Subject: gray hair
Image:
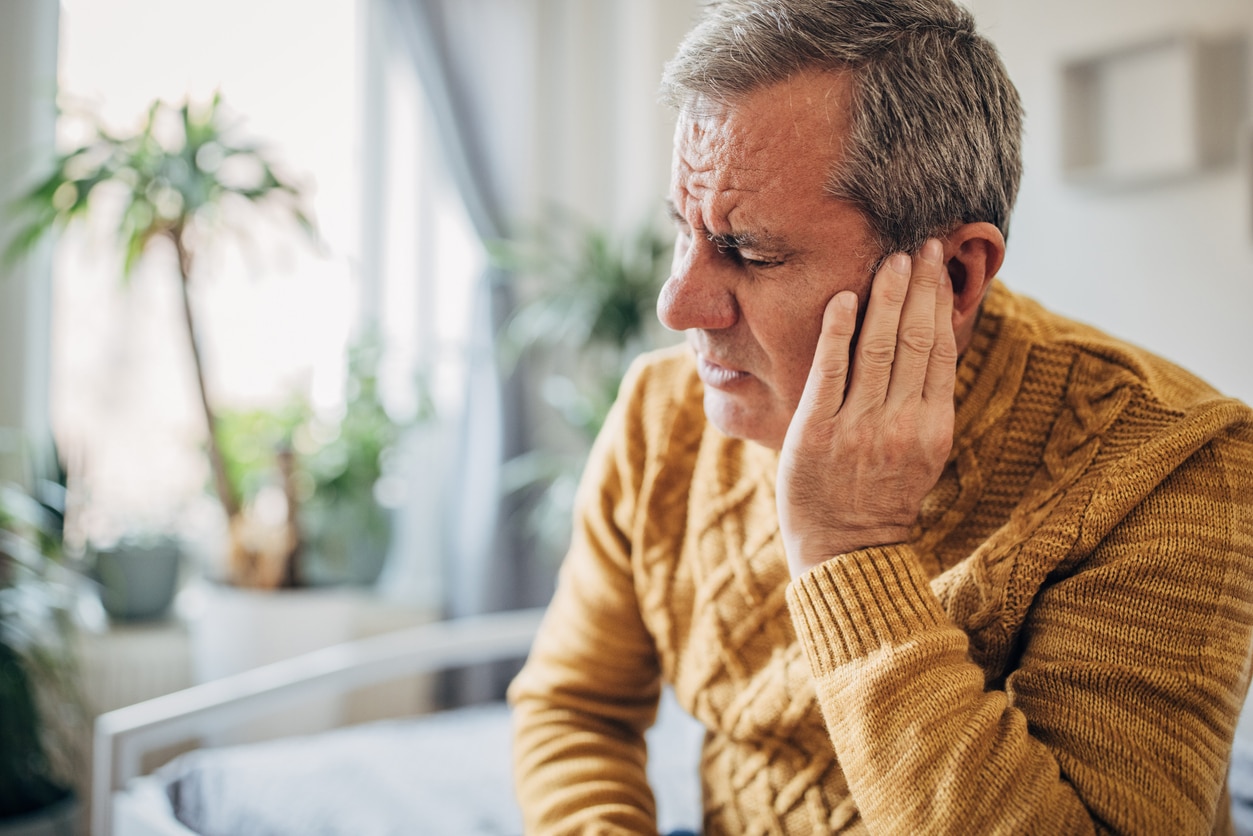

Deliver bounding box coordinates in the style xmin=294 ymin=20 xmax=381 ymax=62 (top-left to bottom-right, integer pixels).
xmin=661 ymin=0 xmax=1023 ymax=256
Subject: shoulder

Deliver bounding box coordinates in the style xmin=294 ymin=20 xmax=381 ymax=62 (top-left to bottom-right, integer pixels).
xmin=988 ymin=281 xmax=1253 ymax=441
xmin=983 ymin=282 xmax=1253 ymax=530
xmin=618 ymin=344 xmax=701 ymax=418
xmin=612 ymin=344 xmax=707 ymax=459
xmin=577 ymin=344 xmax=707 ymax=511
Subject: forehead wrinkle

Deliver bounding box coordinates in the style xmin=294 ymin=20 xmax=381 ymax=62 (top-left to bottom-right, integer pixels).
xmin=671 ymin=186 xmax=787 ymax=255
xmin=704 ymin=188 xmax=760 ymax=228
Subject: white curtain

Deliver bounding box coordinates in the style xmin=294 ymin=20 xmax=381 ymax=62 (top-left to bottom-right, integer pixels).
xmin=380 ymin=0 xmax=541 ymax=634
xmin=377 ymin=0 xmax=695 ymax=647
xmin=0 ymin=0 xmax=59 ymax=484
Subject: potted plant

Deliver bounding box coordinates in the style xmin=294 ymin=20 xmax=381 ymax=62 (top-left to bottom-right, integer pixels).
xmin=0 ymin=450 xmax=85 ymax=834
xmin=87 ymin=532 xmax=182 ymax=622
xmin=215 ymin=332 xmax=425 ymax=588
xmin=491 ymin=213 xmax=674 ymax=559
xmin=3 ymin=96 xmax=413 ymax=739
xmin=3 ymin=93 xmax=316 ymax=591
xmin=187 ymin=331 xmax=427 ymax=721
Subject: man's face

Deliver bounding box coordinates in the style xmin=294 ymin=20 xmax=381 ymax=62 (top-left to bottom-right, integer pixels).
xmin=659 ymin=69 xmax=880 ymax=450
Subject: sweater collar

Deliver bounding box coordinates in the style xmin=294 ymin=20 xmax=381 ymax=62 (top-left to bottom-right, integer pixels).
xmin=951 ymin=279 xmax=1014 ymax=445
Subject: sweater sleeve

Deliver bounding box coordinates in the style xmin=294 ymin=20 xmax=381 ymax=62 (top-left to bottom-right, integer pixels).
xmin=788 ymin=438 xmax=1253 ymax=834
xmin=508 ymin=362 xmax=663 ymax=835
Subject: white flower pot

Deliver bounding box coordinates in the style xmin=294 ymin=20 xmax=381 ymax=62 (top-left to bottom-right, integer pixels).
xmin=186 ymin=582 xmax=365 ymax=744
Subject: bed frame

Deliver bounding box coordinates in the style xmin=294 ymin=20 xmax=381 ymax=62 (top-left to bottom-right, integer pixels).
xmin=91 ymin=607 xmax=546 ymax=836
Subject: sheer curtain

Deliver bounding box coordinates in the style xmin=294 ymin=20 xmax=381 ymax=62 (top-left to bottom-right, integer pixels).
xmin=380 ymin=0 xmax=540 ymax=635
xmin=377 ymin=0 xmax=696 ymax=674
xmin=0 ymin=0 xmax=59 ymax=484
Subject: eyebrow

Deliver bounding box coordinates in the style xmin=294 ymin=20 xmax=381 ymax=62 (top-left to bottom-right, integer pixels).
xmin=665 ymin=199 xmax=787 ymax=254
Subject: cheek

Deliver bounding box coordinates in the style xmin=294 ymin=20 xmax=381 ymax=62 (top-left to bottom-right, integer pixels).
xmin=778 ymin=326 xmax=823 ymax=406
xmin=767 ymin=263 xmax=876 ymax=398
xmin=749 ymin=289 xmax=827 ymax=401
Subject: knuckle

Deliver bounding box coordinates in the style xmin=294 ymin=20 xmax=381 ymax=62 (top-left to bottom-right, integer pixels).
xmin=816 ymin=359 xmax=850 ymax=385
xmin=876 ymin=280 xmax=909 ymax=307
xmin=930 ymin=341 xmax=959 ymax=366
xmin=911 ymin=268 xmax=941 ymax=290
xmin=897 ymin=325 xmax=934 ymax=355
xmin=858 ymin=339 xmax=896 ymax=369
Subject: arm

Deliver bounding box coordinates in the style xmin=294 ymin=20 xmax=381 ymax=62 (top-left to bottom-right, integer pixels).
xmin=508 ymin=367 xmax=664 ymax=835
xmin=777 ymin=238 xmax=1253 ymax=831
xmin=788 ymin=442 xmax=1253 ymax=832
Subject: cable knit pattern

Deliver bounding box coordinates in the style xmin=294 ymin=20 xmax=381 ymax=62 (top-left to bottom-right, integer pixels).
xmin=509 ymin=281 xmax=1253 ymax=835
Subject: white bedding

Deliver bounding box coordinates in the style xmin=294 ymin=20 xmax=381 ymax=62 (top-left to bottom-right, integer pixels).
xmin=116 ymin=690 xmax=705 ymax=836
xmin=110 ymin=668 xmax=1253 ymax=834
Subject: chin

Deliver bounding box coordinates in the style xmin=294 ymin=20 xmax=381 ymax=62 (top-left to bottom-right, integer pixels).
xmin=703 ymin=390 xmax=786 ymax=450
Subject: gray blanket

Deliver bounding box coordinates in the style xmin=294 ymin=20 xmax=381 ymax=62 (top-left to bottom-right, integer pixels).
xmin=161 ymin=691 xmax=704 ymax=835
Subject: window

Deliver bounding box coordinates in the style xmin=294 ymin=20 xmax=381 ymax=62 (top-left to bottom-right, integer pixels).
xmin=52 ymin=0 xmax=482 ymax=599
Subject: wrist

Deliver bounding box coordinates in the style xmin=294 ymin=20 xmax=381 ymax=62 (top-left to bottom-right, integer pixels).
xmin=782 ymin=524 xmax=913 ymax=578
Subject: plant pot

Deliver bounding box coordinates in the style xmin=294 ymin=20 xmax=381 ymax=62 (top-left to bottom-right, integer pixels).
xmin=186 ymin=581 xmax=364 ymax=744
xmin=0 ymin=791 xmax=77 ymax=836
xmin=299 ymin=499 xmax=392 ymax=587
xmin=89 ymin=537 xmax=181 ymax=622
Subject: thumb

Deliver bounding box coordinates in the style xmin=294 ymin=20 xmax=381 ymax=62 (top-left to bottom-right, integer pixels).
xmin=795 ymin=291 xmax=858 ymax=424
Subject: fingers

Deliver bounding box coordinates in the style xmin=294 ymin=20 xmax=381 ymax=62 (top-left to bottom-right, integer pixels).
xmin=922 ymin=264 xmax=958 ymax=406
xmin=797 ymin=290 xmax=860 ymax=422
xmin=778 ymin=240 xmax=958 ymax=568
xmin=848 ymin=239 xmax=948 ymax=409
xmin=847 ymin=253 xmax=910 ymax=403
xmin=887 ymin=239 xmax=945 ymax=407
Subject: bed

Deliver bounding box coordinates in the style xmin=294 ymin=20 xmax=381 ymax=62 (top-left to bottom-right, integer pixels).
xmin=91 ymin=608 xmax=705 ymax=836
xmin=93 ymin=606 xmax=1253 ymax=836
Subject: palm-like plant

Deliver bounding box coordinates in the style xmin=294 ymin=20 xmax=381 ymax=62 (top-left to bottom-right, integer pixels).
xmin=3 ymin=94 xmax=315 ymax=588
xmin=493 ymin=216 xmax=672 ymax=438
xmin=491 ymin=214 xmax=674 ymax=558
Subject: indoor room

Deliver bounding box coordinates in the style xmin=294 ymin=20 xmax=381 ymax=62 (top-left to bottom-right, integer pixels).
xmin=2 ymin=0 xmax=1252 ymax=834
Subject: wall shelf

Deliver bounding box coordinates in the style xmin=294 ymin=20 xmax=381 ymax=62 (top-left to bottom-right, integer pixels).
xmin=1060 ymin=34 xmax=1247 ymax=187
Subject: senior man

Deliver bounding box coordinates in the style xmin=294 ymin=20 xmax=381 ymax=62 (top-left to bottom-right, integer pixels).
xmin=509 ymin=1 xmax=1253 ymax=833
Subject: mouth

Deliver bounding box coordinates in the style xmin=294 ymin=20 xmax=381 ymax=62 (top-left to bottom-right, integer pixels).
xmin=695 ymin=353 xmax=750 ymax=390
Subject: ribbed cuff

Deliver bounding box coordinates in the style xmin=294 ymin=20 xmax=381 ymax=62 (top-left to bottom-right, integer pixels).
xmin=787 ymin=545 xmax=947 ymax=674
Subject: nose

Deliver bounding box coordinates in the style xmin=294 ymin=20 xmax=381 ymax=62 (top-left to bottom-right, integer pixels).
xmin=656 ymin=238 xmax=738 ymax=332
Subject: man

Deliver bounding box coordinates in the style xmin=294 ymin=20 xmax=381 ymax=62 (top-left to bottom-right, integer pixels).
xmin=509 ymin=1 xmax=1253 ymax=833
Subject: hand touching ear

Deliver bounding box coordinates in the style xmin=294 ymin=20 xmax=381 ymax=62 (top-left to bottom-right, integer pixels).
xmin=777 ymin=239 xmax=957 ymax=578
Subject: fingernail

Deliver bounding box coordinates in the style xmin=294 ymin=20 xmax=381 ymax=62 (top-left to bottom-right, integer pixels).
xmin=922 ymin=239 xmax=943 ymax=263
xmin=888 ymin=253 xmax=910 ymax=274
xmin=836 ymin=291 xmax=857 ymax=311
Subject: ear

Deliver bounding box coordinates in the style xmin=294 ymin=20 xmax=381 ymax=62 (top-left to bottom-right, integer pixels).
xmin=941 ymin=222 xmax=1005 ymax=353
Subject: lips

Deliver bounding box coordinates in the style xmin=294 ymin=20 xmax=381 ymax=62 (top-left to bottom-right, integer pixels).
xmin=696 ymin=353 xmax=750 ymax=389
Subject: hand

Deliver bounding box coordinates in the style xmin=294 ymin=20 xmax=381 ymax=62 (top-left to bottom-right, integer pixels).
xmin=777 ymin=239 xmax=957 ymax=578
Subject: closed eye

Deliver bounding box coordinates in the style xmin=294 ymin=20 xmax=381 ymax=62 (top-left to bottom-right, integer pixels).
xmin=738 ymin=253 xmax=783 ymax=268
xmin=710 ymin=237 xmax=783 ymax=269
xmin=666 ymin=201 xmax=690 ymax=235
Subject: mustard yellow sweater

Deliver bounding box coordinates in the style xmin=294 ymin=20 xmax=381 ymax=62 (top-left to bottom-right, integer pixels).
xmin=509 ymin=281 xmax=1253 ymax=835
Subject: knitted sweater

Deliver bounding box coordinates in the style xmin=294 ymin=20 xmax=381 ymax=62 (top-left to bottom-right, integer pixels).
xmin=508 ymin=281 xmax=1253 ymax=835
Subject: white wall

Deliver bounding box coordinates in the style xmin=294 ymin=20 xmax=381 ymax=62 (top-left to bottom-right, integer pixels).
xmin=0 ymin=0 xmax=59 ymax=482
xmin=968 ymin=0 xmax=1253 ymax=403
xmin=533 ymin=0 xmax=699 ymax=230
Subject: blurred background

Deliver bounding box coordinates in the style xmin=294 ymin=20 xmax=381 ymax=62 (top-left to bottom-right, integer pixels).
xmin=0 ymin=0 xmax=1250 ymax=831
